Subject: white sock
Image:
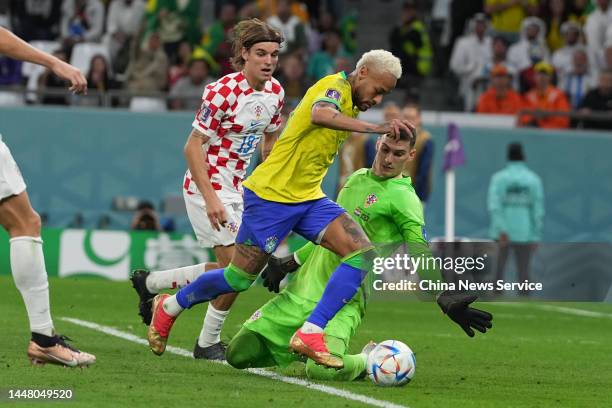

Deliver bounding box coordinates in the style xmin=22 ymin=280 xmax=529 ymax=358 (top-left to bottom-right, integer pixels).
xmin=301 ymin=321 xmax=323 ymax=334
xmin=10 ymin=237 xmax=53 ymax=336
xmin=145 ymin=262 xmax=209 ymax=293
xmin=162 ymin=294 xmax=184 ymax=317
xmin=197 ymin=304 xmax=230 ymax=348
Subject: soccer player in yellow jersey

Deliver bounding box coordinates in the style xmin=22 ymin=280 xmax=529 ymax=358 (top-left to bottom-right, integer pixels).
xmin=148 ymin=50 xmax=414 ymax=368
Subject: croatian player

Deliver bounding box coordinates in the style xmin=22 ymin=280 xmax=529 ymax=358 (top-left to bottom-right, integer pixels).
xmin=148 ymin=49 xmax=414 ymax=368
xmin=130 ymin=18 xmax=284 ymax=359
xmin=0 ymin=27 xmax=95 ymax=367
xmin=225 ymin=130 xmax=493 ymax=380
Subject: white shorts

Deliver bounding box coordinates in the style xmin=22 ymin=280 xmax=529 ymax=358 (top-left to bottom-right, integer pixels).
xmin=183 ymin=189 xmax=243 ymax=248
xmin=0 ymin=139 xmax=26 ymax=201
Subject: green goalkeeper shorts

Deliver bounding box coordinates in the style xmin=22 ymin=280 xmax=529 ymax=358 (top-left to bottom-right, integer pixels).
xmin=243 ymin=290 xmax=362 ymax=367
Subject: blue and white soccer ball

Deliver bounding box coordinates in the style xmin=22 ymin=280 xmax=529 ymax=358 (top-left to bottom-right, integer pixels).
xmin=366 ymin=340 xmax=416 ymax=387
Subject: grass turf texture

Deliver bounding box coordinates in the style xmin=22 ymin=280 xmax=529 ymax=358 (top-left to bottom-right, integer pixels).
xmin=1 ymin=277 xmax=611 ymax=408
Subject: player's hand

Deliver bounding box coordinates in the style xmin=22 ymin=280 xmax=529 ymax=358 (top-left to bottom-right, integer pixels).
xmin=51 ymin=59 xmax=87 ymax=94
xmin=261 ymin=254 xmax=300 ymax=293
xmin=437 ymin=291 xmax=493 ymax=337
xmin=204 ymin=194 xmax=227 ymax=231
xmin=384 ymin=119 xmax=416 ymax=139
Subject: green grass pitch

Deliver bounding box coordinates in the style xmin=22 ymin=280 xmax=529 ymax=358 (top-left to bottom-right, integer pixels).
xmin=1 ymin=277 xmax=611 ymax=407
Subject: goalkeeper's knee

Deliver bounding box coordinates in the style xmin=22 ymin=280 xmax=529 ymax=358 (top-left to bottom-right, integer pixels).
xmin=223 ymin=263 xmax=256 ymax=292
xmin=341 ymin=246 xmax=377 ymax=271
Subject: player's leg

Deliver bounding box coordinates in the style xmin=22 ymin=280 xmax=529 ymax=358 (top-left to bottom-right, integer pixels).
xmin=291 ymin=201 xmax=373 ymax=367
xmin=305 ymin=336 xmax=369 ymax=382
xmin=147 ymin=188 xmax=298 ymax=355
xmin=0 ymin=189 xmax=95 ymax=367
xmin=226 ymin=327 xmax=276 ymax=369
xmin=195 ymin=244 xmax=239 ymax=360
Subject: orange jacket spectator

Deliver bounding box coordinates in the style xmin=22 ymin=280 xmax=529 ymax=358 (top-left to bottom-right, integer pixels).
xmin=477 ymin=64 xmax=524 ymax=114
xmin=519 ymin=62 xmax=570 ymax=129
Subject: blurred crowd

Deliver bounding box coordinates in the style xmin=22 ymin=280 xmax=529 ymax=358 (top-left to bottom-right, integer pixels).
xmin=0 ymin=0 xmax=354 ymax=112
xmin=0 ymin=0 xmax=611 ymax=130
xmin=439 ymin=0 xmax=612 ymax=129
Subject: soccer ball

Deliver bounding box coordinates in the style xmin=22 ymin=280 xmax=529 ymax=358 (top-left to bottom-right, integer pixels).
xmin=366 ymin=340 xmax=416 ymax=387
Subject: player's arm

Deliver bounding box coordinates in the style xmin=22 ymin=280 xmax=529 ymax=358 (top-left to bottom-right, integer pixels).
xmin=261 ymin=131 xmax=278 ymax=161
xmin=261 ymin=242 xmax=316 ymax=293
xmin=183 ymin=128 xmax=227 ymax=231
xmin=0 ymin=27 xmax=87 ymax=94
xmin=311 ymin=101 xmax=414 ymax=137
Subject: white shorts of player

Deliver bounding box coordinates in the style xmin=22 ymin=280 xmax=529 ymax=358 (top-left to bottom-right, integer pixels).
xmin=0 ymin=138 xmax=27 ymax=201
xmin=183 ymin=189 xmax=243 ymax=248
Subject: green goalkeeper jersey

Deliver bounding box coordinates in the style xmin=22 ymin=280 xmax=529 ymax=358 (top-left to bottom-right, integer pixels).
xmin=285 ymin=168 xmax=428 ymax=315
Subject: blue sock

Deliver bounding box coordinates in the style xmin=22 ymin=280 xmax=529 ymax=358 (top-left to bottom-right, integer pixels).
xmin=175 ymin=267 xmax=234 ymax=309
xmin=306 ymin=263 xmax=366 ymax=329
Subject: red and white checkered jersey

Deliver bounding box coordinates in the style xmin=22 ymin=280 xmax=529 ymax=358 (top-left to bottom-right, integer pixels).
xmin=183 ymin=72 xmax=284 ymax=203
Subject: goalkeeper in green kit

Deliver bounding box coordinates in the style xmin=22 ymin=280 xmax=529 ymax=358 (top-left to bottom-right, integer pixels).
xmin=225 ymin=129 xmax=493 ymax=381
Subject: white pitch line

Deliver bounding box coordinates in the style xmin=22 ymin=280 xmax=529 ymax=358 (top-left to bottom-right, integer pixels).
xmin=60 ymin=317 xmax=408 ymax=408
xmin=493 ymin=303 xmax=612 ymax=319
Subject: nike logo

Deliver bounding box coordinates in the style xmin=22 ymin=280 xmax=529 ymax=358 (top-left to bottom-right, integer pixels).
xmin=43 ymin=352 xmax=78 ymax=367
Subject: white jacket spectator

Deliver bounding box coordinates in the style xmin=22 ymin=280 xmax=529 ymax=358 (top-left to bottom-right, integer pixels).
xmin=61 ymin=0 xmax=105 ymax=42
xmin=507 ymin=17 xmax=549 ymax=72
xmin=450 ymin=14 xmax=492 ymax=111
xmin=585 ymin=0 xmax=612 ymax=59
xmin=104 ymin=0 xmax=146 ymax=63
xmin=552 ymin=21 xmax=584 ymax=80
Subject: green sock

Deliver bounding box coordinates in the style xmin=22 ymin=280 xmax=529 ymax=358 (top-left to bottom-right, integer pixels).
xmin=305 ymin=336 xmax=367 ymax=381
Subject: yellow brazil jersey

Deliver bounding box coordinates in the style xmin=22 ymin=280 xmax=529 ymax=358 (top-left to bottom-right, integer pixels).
xmin=243 ymin=71 xmax=359 ymax=203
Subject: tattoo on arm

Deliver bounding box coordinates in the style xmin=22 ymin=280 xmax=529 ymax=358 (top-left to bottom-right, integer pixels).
xmin=340 ymin=215 xmax=370 ymax=246
xmin=234 ymin=244 xmax=269 ymax=274
xmin=190 ymin=128 xmax=210 ymax=144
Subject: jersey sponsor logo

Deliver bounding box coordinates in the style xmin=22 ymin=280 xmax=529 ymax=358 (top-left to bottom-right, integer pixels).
xmin=264 ymin=235 xmax=279 ymax=254
xmin=199 ymin=104 xmax=212 ymax=122
xmin=248 ymin=309 xmax=262 ymax=322
xmin=364 ymin=193 xmax=378 ymax=208
xmin=226 ymin=221 xmax=239 ymax=234
xmin=325 ymin=88 xmax=341 ymax=101
xmin=246 ymin=119 xmax=265 ymax=133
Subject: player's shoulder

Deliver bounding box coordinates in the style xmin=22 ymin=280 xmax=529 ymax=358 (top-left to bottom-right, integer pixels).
xmin=264 ymin=76 xmax=284 ymax=97
xmin=314 ymin=72 xmax=350 ymax=91
xmin=389 ymin=177 xmax=421 ymax=207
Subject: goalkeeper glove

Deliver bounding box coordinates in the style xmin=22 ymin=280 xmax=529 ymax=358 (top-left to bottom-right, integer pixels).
xmin=437 ymin=291 xmax=493 ymax=337
xmin=261 ymin=254 xmax=300 ymax=293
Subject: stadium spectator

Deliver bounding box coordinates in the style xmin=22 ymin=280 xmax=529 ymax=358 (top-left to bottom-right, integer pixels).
xmin=307 ymin=30 xmax=349 ymax=82
xmin=145 ymin=0 xmax=201 ymax=60
xmin=38 ymin=49 xmax=71 ymax=105
xmin=450 ymin=13 xmax=492 ymax=111
xmin=131 ymin=201 xmax=161 ymax=231
xmin=78 ymin=54 xmax=119 ymax=106
xmin=597 ymin=42 xmax=612 ymax=71
xmin=578 ymin=69 xmax=612 ymax=129
xmin=10 ymin=0 xmax=62 ymax=42
xmin=488 ymin=142 xmax=544 ymax=296
xmin=520 ymin=61 xmax=570 ymax=129
xmin=201 ymin=3 xmax=237 ymax=76
xmin=401 ymin=102 xmax=433 ymax=203
xmin=169 ymin=58 xmax=213 ymax=111
xmin=168 ymin=40 xmax=192 ymax=86
xmin=308 ymin=9 xmax=336 ymax=54
xmin=552 ymin=21 xmax=583 ymax=81
xmin=507 ymin=17 xmax=549 ymax=72
xmin=585 ymin=0 xmax=612 ymax=59
xmin=542 ymin=0 xmax=570 ymax=53
xmin=267 ymin=0 xmax=308 ymax=57
xmin=60 ymin=0 xmax=105 ymax=51
xmin=104 ymin=0 xmax=146 ymax=75
xmin=277 ymin=53 xmax=308 ymax=100
xmin=448 ymin=0 xmax=484 ymax=60
xmin=561 ymin=48 xmax=596 ymax=109
xmin=339 ymin=9 xmax=357 ymax=56
xmin=389 ymin=0 xmax=432 ymax=80
xmin=125 ymin=31 xmax=168 ymax=93
xmin=484 ymin=0 xmax=539 ymax=43
xmin=476 ymin=64 xmax=523 ymax=114
xmin=568 ymin=0 xmax=592 ymax=26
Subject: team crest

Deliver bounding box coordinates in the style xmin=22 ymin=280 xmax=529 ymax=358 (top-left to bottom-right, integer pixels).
xmin=325 ymin=88 xmax=341 ymax=101
xmin=248 ymin=309 xmax=262 ymax=322
xmin=264 ymin=236 xmax=279 ymax=253
xmin=254 ymin=104 xmax=264 ymax=119
xmin=364 ymin=194 xmax=378 ymax=208
xmin=226 ymin=222 xmax=239 ymax=234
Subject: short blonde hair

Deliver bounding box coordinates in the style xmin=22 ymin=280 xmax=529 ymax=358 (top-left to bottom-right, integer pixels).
xmin=356 ymin=50 xmax=402 ymax=79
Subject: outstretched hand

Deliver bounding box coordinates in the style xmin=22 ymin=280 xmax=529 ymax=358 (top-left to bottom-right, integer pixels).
xmin=437 ymin=291 xmax=493 ymax=337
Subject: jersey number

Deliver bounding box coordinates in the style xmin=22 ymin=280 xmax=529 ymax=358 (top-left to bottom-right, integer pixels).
xmin=237 ymin=134 xmax=257 ymax=155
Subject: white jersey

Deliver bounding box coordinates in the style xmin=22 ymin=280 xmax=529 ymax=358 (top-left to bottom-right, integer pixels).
xmin=183 ymin=72 xmax=284 ymax=203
